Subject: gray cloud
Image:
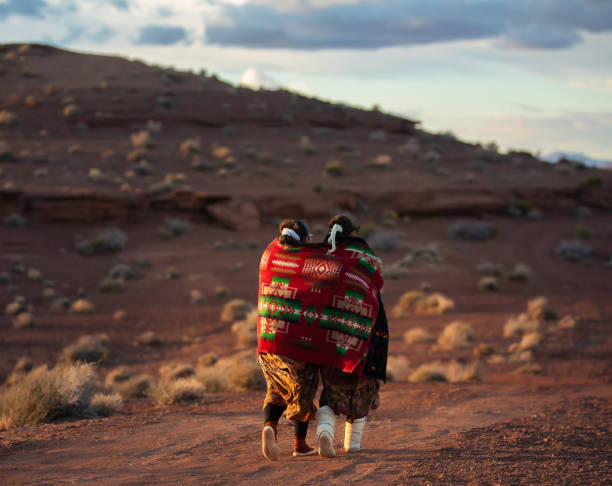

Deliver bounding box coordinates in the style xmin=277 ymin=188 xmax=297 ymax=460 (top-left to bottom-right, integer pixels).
xmin=109 ymin=0 xmax=129 ymax=10
xmin=205 ymin=0 xmax=612 ymax=50
xmin=135 ymin=25 xmax=189 ymax=45
xmin=0 ymin=0 xmax=48 ymax=19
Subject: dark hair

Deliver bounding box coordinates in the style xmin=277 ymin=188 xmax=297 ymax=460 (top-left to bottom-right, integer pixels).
xmin=278 ymin=219 xmax=310 ymax=245
xmin=328 ymin=214 xmax=358 ymax=239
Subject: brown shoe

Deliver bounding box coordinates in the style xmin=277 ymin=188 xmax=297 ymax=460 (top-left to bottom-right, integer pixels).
xmin=293 ymin=437 xmax=316 ymax=457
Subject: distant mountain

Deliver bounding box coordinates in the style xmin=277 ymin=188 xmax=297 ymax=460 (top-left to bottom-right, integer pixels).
xmin=544 ymin=151 xmax=612 ymax=168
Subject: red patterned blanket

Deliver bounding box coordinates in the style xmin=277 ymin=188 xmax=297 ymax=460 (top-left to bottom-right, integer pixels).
xmin=257 ymin=237 xmax=384 ymax=376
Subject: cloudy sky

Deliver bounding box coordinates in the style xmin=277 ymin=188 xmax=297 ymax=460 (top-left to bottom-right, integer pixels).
xmin=1 ymin=0 xmax=611 ymax=159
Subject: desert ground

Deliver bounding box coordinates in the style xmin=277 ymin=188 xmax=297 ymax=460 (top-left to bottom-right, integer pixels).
xmin=1 ymin=44 xmax=611 ymax=485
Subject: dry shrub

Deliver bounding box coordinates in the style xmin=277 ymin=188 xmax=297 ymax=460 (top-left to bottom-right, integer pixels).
xmin=60 ymin=334 xmax=109 ymax=363
xmin=0 ymin=110 xmax=19 ymax=125
xmin=4 ymin=357 xmax=33 ymax=387
xmin=408 ymin=364 xmax=447 ymax=383
xmin=71 ymin=299 xmax=94 ymax=313
xmin=5 ymin=300 xmax=27 ymax=315
xmin=104 ymin=366 xmax=132 ymax=388
xmin=212 ymin=146 xmax=231 ymax=159
xmin=190 ymin=289 xmax=204 ymax=304
xmin=437 ymin=321 xmax=474 ymax=350
xmin=155 ymin=378 xmax=206 ymax=405
xmin=197 ymin=353 xmax=219 ymax=368
xmin=113 ymin=310 xmax=127 ymax=321
xmin=527 ymin=297 xmax=557 ymax=321
xmin=115 ymin=376 xmax=152 ymax=399
xmin=179 ymin=137 xmax=200 ymax=157
xmin=409 ymin=361 xmax=483 ymax=383
xmin=221 ymin=299 xmax=254 ymax=323
xmin=13 ymin=312 xmax=35 ymax=329
xmin=63 ymin=104 xmax=81 ymax=118
xmin=510 ymin=332 xmax=543 ymax=353
xmin=508 ymin=350 xmax=534 ymax=364
xmin=392 ymin=291 xmax=455 ymax=318
xmin=27 ymin=268 xmax=42 ymax=281
xmin=508 ymin=263 xmax=532 ymax=282
xmin=476 ymin=261 xmax=504 ymax=276
xmin=487 ymin=354 xmax=507 ymax=365
xmin=90 ymin=393 xmax=122 ymax=416
xmin=557 ymin=315 xmax=577 ymax=330
xmin=127 ymin=148 xmax=147 ymax=163
xmin=503 ymin=313 xmax=542 ymax=338
xmin=385 ymin=355 xmax=411 ymax=382
xmin=403 ymin=327 xmax=435 ymax=344
xmin=473 ymin=343 xmax=495 ymax=358
xmin=130 ymin=131 xmax=152 ymax=149
xmin=135 ymin=331 xmax=162 ymax=347
xmin=0 ymin=363 xmax=108 ymax=430
xmin=159 ymin=363 xmax=195 ymax=381
xmin=478 ymin=276 xmax=499 ymax=291
xmin=195 ymin=351 xmax=265 ymax=392
xmin=515 ymin=363 xmax=542 ymax=375
xmin=232 ymin=309 xmax=258 ymax=348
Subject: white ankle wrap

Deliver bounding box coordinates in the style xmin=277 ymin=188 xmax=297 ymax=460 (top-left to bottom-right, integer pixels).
xmin=316 ymin=405 xmax=336 ymax=439
xmin=344 ymin=417 xmax=366 ymax=452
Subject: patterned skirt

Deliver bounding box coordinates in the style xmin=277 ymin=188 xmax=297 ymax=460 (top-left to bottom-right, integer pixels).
xmin=258 ymin=353 xmax=319 ymax=422
xmin=320 ymin=366 xmax=380 ymax=421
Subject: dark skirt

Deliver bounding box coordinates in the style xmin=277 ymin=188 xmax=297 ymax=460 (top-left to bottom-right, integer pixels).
xmin=259 ymin=353 xmax=319 ymax=422
xmin=320 ymin=366 xmax=380 ymax=421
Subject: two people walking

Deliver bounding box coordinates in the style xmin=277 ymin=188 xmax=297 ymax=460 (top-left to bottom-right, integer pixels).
xmin=257 ymin=216 xmax=389 ymax=460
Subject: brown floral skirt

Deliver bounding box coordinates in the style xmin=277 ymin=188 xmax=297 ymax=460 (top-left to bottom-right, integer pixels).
xmin=320 ymin=366 xmax=380 ymax=421
xmin=258 ymin=353 xmax=319 ymax=422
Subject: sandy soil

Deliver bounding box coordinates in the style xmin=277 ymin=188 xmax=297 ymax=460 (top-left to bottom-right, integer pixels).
xmin=1 ymin=44 xmax=611 ymax=485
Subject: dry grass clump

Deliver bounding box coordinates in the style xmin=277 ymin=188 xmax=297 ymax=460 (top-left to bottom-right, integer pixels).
xmin=97 ymin=277 xmax=125 ymax=293
xmin=190 ymin=289 xmax=204 ymax=304
xmin=478 ymin=276 xmax=499 ymax=291
xmin=90 ymin=392 xmax=122 ymax=416
xmin=13 ymin=312 xmax=35 ymax=329
xmin=408 ymin=363 xmax=447 ymax=383
xmin=507 ymin=263 xmax=532 ymax=282
xmin=437 ymin=321 xmax=474 ymax=350
xmin=115 ymin=376 xmax=153 ymax=399
xmin=179 ymin=137 xmax=201 ymax=157
xmin=554 ymin=239 xmax=593 ymax=262
xmin=392 ymin=291 xmax=455 ymax=318
xmin=0 ymin=110 xmax=20 ymax=125
xmin=557 ymin=315 xmax=577 ymax=330
xmin=63 ymin=104 xmax=81 ymax=118
xmin=508 ymin=350 xmax=534 ymax=364
xmin=298 ymin=136 xmax=317 ymax=155
xmin=221 ymin=299 xmax=254 ymax=323
xmin=71 ymin=298 xmax=94 ymax=313
xmin=159 ymin=363 xmax=196 ymax=381
xmin=104 ymin=366 xmax=132 ymax=388
xmin=503 ymin=313 xmax=542 ymax=338
xmin=0 ymin=363 xmax=118 ymax=430
xmin=473 ymin=343 xmax=495 ymax=358
xmin=526 ymin=297 xmax=557 ymax=321
xmin=4 ymin=357 xmax=33 ymax=387
xmin=403 ymin=327 xmax=435 ymax=344
xmin=385 ymin=355 xmax=411 ymax=382
xmin=195 ymin=351 xmax=265 ymax=393
xmin=515 ymin=363 xmax=542 ymax=375
xmin=130 ymin=130 xmax=152 ymax=149
xmin=509 ymin=332 xmax=543 ymax=353
xmin=197 ymin=353 xmax=219 ymax=368
xmin=154 ymin=378 xmax=206 ymax=405
xmin=476 ymin=261 xmax=504 ymax=276
xmin=134 ymin=331 xmax=163 ymax=347
xmin=232 ymin=309 xmax=258 ymax=348
xmin=212 ymin=145 xmax=231 ymax=159
xmin=60 ymin=334 xmax=109 ymax=363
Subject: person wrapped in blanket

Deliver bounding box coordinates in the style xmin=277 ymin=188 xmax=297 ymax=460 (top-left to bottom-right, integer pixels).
xmin=316 ymin=215 xmax=389 ymax=458
xmin=259 ymin=219 xmax=319 ymax=460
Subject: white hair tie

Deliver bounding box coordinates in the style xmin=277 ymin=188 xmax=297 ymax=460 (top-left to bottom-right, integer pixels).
xmin=281 ymin=227 xmax=301 ymax=241
xmin=328 ymin=223 xmax=343 ymax=252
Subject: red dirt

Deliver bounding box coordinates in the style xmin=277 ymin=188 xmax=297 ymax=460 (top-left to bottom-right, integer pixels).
xmin=1 ymin=44 xmax=611 ymax=485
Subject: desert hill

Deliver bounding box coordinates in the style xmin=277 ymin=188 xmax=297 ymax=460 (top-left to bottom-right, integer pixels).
xmin=1 ymin=44 xmax=611 ymax=485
